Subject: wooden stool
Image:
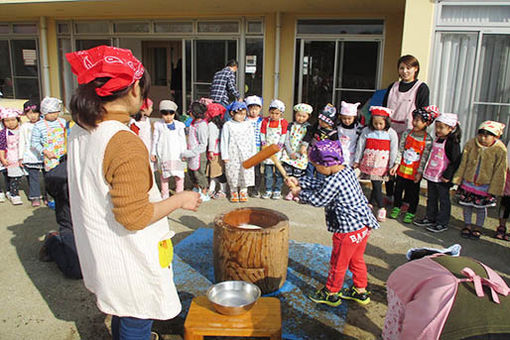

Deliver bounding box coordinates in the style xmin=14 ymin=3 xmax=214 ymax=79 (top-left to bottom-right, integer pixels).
xmin=184 ymin=296 xmax=282 ymax=340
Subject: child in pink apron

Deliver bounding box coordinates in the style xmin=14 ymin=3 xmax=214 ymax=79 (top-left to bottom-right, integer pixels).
xmin=414 ymin=112 xmax=462 ymax=233
xmin=0 ymin=108 xmax=24 ymax=205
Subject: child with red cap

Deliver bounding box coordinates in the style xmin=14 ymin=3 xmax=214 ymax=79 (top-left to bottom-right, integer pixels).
xmin=287 ymin=139 xmax=379 ymax=307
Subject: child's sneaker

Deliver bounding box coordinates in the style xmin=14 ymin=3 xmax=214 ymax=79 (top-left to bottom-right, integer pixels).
xmin=261 ymin=191 xmax=272 ymax=199
xmin=284 ymin=192 xmax=294 ymax=201
xmin=403 ymin=212 xmax=415 ymax=224
xmin=0 ymin=192 xmax=5 ymax=203
xmin=426 ymin=224 xmax=448 ymax=233
xmin=249 ymin=190 xmax=260 ymax=198
xmin=377 ymin=208 xmax=386 ymax=222
xmin=389 ymin=207 xmax=401 ymax=219
xmin=308 ymin=287 xmax=342 ymax=307
xmin=31 ymin=199 xmax=41 ymax=207
xmin=271 ymin=191 xmax=282 ymax=200
xmin=339 ymin=287 xmax=371 ymax=305
xmin=5 ymin=192 xmax=11 ymax=201
xmin=413 ymin=217 xmax=435 ymax=227
xmin=10 ymin=195 xmax=23 ymax=205
xmin=213 ymin=191 xmax=226 ymax=199
xmin=239 ymin=191 xmax=248 ymax=203
xmin=230 ymin=192 xmax=239 ymax=203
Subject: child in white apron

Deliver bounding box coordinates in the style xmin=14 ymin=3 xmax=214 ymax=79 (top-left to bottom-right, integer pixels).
xmin=337 ymin=101 xmax=363 ymax=167
xmin=221 ymin=102 xmax=256 ymax=202
xmin=151 ymin=100 xmax=186 ymax=198
xmin=245 ymin=95 xmax=263 ymax=197
xmin=0 ymin=108 xmax=24 ymax=205
xmin=260 ymin=99 xmax=288 ymax=200
xmin=281 ymin=103 xmax=312 ymax=201
xmin=205 ymin=103 xmax=228 ymax=199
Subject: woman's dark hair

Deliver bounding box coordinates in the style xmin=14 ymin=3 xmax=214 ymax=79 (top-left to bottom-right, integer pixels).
xmin=210 ymin=115 xmax=224 ymax=130
xmin=69 ymin=71 xmax=150 ymax=129
xmin=398 ymin=54 xmax=420 ymax=78
xmin=369 ymin=115 xmax=391 ymax=131
xmin=188 ymin=101 xmax=207 ymax=119
xmin=448 ymin=124 xmax=462 ymax=144
xmin=23 ymin=99 xmax=40 ymax=113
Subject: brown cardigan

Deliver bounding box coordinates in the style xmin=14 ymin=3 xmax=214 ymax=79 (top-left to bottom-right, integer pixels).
xmin=452 ymin=138 xmax=507 ymax=196
xmin=101 ymin=112 xmax=154 ymax=230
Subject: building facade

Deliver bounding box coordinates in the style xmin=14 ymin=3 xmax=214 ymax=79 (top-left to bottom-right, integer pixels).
xmin=0 ymin=0 xmax=508 ymax=142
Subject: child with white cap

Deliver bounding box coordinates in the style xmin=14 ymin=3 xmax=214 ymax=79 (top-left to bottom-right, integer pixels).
xmin=337 ymin=101 xmax=363 ymax=166
xmin=260 ymin=99 xmax=288 ymax=200
xmin=245 ymin=95 xmax=263 ymax=197
xmin=414 ymin=112 xmax=462 ymax=233
xmin=151 ymin=100 xmax=187 ymax=198
xmin=0 ymin=108 xmax=24 ymax=205
xmin=31 ymin=97 xmax=67 ymax=174
xmin=281 ymin=103 xmax=312 ymax=200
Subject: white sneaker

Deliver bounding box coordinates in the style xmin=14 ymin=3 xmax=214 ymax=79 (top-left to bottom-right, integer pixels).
xmin=0 ymin=192 xmax=5 ymax=203
xmin=377 ymin=208 xmax=386 ymax=222
xmin=10 ymin=196 xmax=23 ymax=205
xmin=5 ymin=191 xmax=11 ymax=200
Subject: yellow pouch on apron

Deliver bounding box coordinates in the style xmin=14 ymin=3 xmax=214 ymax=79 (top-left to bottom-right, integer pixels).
xmin=158 ymin=238 xmax=173 ymax=268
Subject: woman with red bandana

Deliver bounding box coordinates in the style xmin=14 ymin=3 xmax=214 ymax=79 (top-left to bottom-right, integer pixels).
xmin=66 ymin=46 xmax=201 ymax=339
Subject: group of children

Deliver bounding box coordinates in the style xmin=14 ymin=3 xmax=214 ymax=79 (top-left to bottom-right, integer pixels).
xmin=0 ymin=97 xmax=67 ymax=207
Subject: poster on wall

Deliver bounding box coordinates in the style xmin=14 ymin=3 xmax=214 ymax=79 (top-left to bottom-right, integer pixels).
xmin=246 ymin=55 xmax=257 ymax=74
xmin=22 ymin=49 xmax=37 ymax=66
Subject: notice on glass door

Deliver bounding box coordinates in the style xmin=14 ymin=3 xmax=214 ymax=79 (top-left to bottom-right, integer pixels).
xmin=246 ymin=55 xmax=257 ymax=74
xmin=22 ymin=49 xmax=37 ymax=66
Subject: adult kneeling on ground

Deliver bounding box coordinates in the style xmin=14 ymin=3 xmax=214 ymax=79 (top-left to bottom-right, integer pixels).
xmin=66 ymin=46 xmax=201 ymax=339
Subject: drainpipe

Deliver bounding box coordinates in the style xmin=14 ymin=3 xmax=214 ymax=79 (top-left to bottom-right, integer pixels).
xmin=274 ymin=11 xmax=281 ymax=99
xmin=40 ymin=16 xmax=51 ymax=97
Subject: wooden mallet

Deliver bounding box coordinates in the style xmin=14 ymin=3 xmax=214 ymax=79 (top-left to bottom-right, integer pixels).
xmin=242 ymin=144 xmax=296 ymax=188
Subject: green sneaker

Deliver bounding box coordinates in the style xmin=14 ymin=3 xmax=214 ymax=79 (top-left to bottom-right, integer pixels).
xmin=389 ymin=207 xmax=401 ymax=219
xmin=403 ymin=212 xmax=415 ymax=224
xmin=339 ymin=287 xmax=371 ymax=305
xmin=308 ymin=287 xmax=342 ymax=307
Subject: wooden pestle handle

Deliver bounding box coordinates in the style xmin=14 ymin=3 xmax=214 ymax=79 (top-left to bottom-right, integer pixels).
xmin=271 ymin=154 xmax=296 ymax=189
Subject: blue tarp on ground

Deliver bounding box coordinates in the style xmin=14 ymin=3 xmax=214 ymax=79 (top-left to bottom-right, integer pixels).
xmin=173 ymin=228 xmax=352 ymax=339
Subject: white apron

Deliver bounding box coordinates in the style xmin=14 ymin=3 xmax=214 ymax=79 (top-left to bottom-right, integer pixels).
xmin=68 ymin=120 xmax=181 ymax=320
xmin=263 ymin=119 xmax=283 ymax=165
xmin=155 ymin=121 xmax=186 ymax=179
xmin=224 ymin=120 xmax=255 ymax=188
xmin=187 ymin=119 xmax=206 ymax=171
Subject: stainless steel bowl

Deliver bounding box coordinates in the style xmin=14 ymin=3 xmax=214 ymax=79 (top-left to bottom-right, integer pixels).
xmin=207 ymin=281 xmax=261 ymax=315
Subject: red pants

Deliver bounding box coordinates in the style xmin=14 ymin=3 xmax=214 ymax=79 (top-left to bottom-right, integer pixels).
xmin=326 ymin=227 xmax=369 ymax=293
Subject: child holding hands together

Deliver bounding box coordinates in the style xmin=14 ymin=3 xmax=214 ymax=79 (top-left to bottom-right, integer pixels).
xmin=287 ymin=140 xmax=379 ymax=306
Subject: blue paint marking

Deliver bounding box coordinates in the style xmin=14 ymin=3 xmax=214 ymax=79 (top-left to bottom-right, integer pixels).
xmin=173 ymin=228 xmax=352 ymax=339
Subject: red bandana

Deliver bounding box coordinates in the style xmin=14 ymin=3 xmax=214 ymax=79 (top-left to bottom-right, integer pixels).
xmin=140 ymin=98 xmax=153 ymax=111
xmin=66 ymin=45 xmax=144 ymax=97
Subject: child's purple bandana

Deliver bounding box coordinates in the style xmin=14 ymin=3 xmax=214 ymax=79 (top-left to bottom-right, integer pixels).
xmin=308 ymin=140 xmax=344 ymax=166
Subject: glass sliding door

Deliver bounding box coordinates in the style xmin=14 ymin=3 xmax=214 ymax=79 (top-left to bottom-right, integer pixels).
xmin=334 ymin=41 xmax=379 ymax=108
xmin=295 ymin=39 xmax=381 ymax=120
xmin=474 ymin=34 xmax=510 ymax=141
xmin=299 ymin=40 xmax=336 ymax=119
xmin=192 ymin=39 xmax=237 ymax=101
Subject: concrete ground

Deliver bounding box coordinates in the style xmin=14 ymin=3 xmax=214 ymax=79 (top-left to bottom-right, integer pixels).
xmin=1 ymin=186 xmax=509 ymax=340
